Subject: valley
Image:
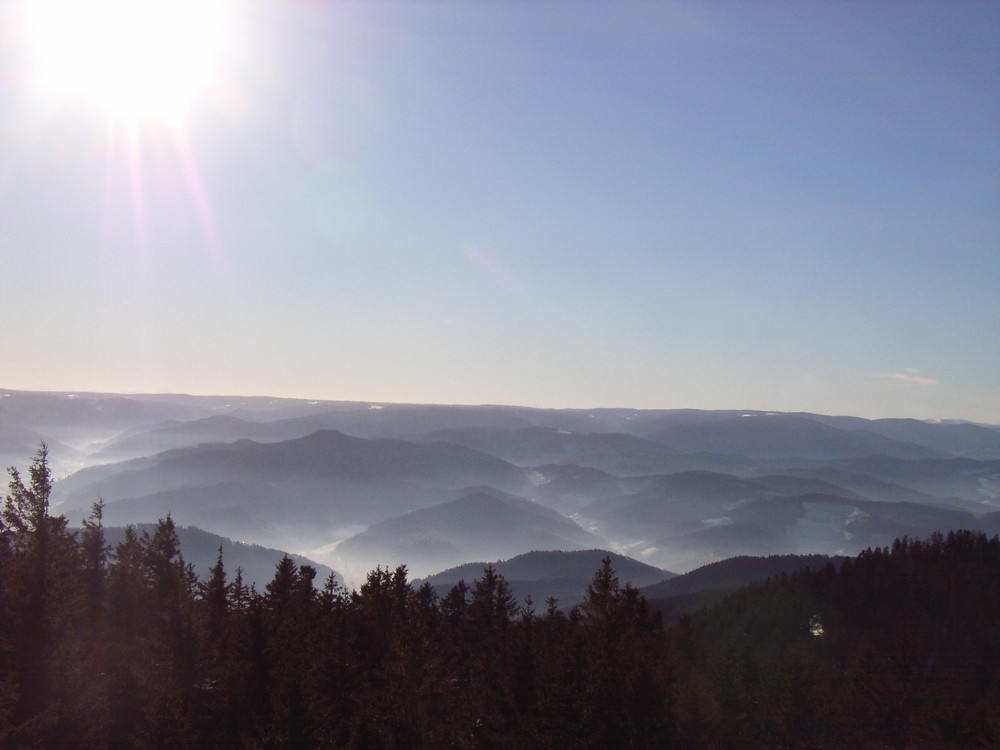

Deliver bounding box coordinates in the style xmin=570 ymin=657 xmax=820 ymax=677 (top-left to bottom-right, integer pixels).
xmin=5 ymin=388 xmax=999 ymax=591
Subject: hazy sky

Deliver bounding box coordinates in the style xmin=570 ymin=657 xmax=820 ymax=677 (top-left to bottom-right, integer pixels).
xmin=1 ymin=1 xmax=998 ymax=421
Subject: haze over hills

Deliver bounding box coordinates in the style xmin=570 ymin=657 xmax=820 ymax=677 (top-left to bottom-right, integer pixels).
xmin=416 ymin=426 xmax=683 ymax=476
xmin=809 ymin=415 xmax=1000 ymax=459
xmin=54 ymin=429 xmax=529 ymax=552
xmin=4 ymin=388 xmax=1000 ymax=586
xmin=576 ymin=470 xmax=1000 ymax=571
xmin=645 ymin=413 xmax=946 ymax=460
xmin=333 ymin=489 xmax=605 ymax=580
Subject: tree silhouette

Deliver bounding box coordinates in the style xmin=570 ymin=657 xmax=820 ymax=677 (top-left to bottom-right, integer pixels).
xmin=1 ymin=448 xmax=998 ymax=748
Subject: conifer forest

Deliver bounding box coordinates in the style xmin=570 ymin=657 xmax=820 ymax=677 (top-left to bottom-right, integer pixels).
xmin=2 ymin=448 xmax=998 ymax=749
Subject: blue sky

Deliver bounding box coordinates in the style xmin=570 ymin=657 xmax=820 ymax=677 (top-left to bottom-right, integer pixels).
xmin=1 ymin=1 xmax=998 ymax=421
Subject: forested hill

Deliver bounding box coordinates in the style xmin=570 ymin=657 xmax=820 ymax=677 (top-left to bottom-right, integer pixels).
xmin=643 ymin=552 xmax=843 ymax=624
xmin=3 ymin=448 xmax=999 ymax=748
xmin=670 ymin=531 xmax=1000 ymax=748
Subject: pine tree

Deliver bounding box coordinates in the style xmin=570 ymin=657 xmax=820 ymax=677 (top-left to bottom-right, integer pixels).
xmin=575 ymin=557 xmax=668 ymax=749
xmin=1 ymin=445 xmax=77 ymax=744
xmin=139 ymin=516 xmax=200 ymax=747
xmin=464 ymin=566 xmax=520 ymax=743
xmin=200 ymin=545 xmax=230 ymax=661
xmin=106 ymin=526 xmax=149 ymax=749
xmin=69 ymin=500 xmax=112 ymax=747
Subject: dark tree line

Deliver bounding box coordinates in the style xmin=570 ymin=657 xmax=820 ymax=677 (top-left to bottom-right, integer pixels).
xmin=2 ymin=447 xmax=998 ymax=749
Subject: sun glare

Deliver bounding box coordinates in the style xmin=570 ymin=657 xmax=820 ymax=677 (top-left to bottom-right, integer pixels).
xmin=18 ymin=0 xmax=233 ymax=125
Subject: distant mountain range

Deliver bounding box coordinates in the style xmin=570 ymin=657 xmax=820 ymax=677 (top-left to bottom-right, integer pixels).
xmin=646 ymin=413 xmax=944 ymax=460
xmin=3 ymin=388 xmax=999 ymax=587
xmin=577 ymin=470 xmax=999 ymax=572
xmin=53 ymin=429 xmax=528 ymax=555
xmin=416 ymin=426 xmax=682 ymax=475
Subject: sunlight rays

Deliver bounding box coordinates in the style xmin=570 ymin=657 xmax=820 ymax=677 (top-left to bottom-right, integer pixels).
xmin=16 ymin=0 xmax=238 ymax=274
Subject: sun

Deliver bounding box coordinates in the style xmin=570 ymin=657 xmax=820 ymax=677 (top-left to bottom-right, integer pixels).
xmin=17 ymin=0 xmax=234 ymax=125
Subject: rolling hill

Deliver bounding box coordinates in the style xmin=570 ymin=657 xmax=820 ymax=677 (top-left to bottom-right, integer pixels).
xmin=418 ymin=548 xmax=674 ymax=608
xmin=333 ymin=490 xmax=605 ymax=580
